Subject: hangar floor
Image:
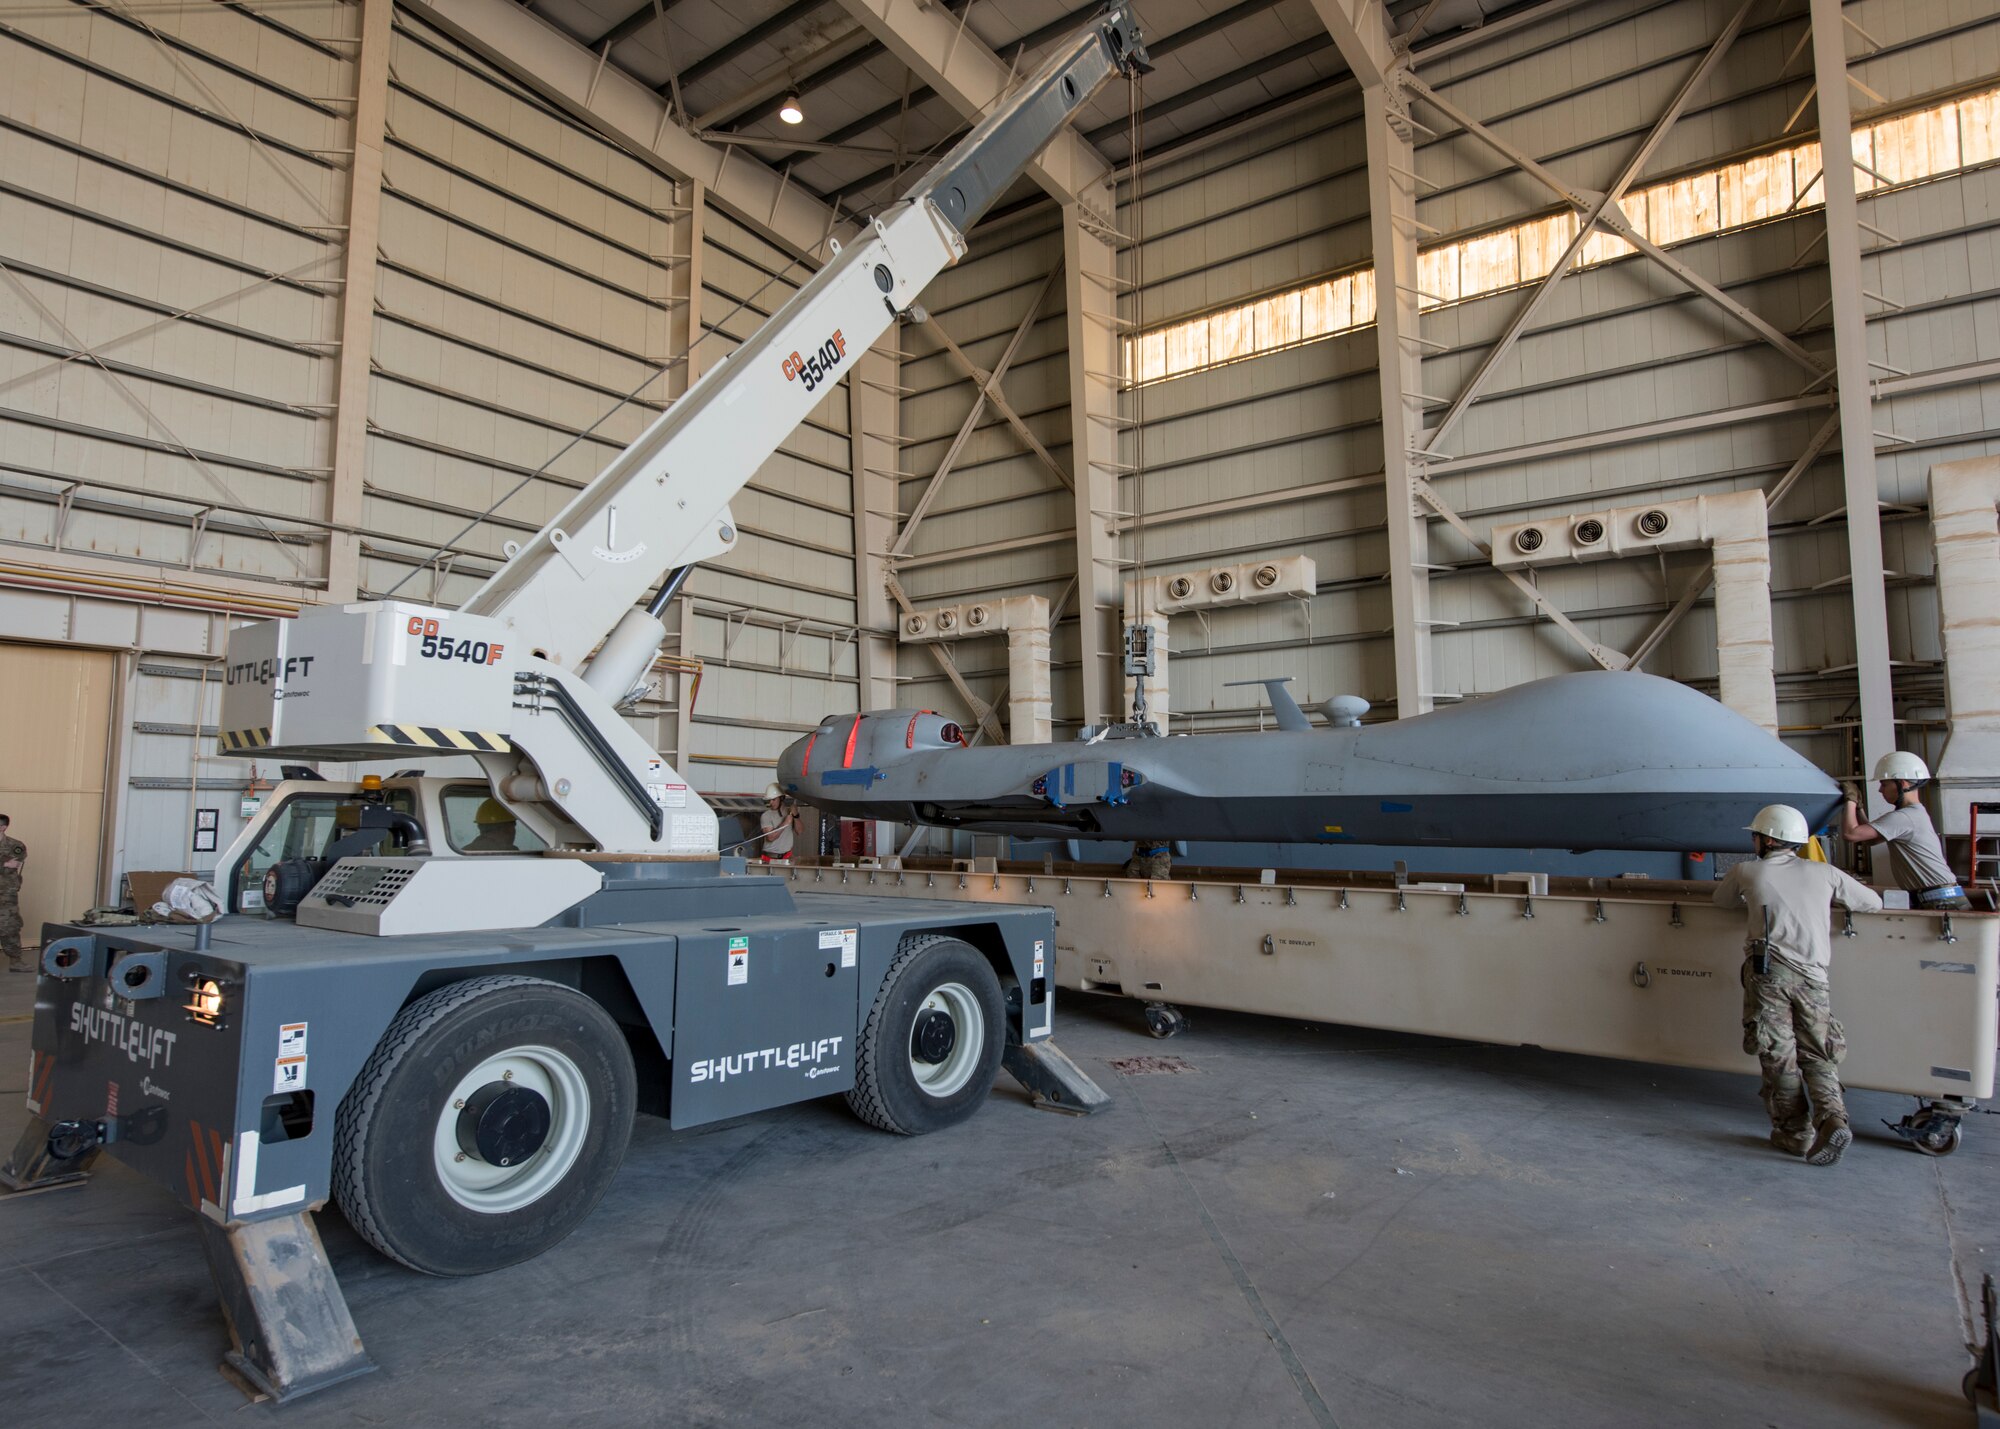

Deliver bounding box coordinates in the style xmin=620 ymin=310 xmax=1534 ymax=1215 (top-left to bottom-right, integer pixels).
xmin=1 ymin=969 xmax=1991 ymax=1427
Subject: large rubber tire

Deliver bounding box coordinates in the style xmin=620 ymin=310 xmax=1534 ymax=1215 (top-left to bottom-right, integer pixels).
xmin=846 ymin=935 xmax=1005 ymax=1136
xmin=333 ymin=975 xmax=636 ymax=1276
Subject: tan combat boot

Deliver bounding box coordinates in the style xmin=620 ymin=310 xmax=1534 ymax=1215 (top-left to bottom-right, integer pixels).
xmin=1806 ymin=1119 xmax=1853 ymax=1166
xmin=1769 ymin=1129 xmax=1810 ymax=1156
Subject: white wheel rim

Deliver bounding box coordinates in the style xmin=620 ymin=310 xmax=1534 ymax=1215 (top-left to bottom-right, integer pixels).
xmin=908 ymin=981 xmax=984 ymax=1099
xmin=432 ymin=1044 xmax=590 ymax=1214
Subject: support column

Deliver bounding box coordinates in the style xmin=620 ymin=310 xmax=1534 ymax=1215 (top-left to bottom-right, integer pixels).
xmin=1810 ymin=0 xmax=1897 ymax=799
xmin=849 ymin=337 xmax=902 ymax=714
xmin=1362 ymin=78 xmax=1434 ymax=717
xmin=661 ymin=181 xmax=704 ymax=773
xmin=1312 ymin=0 xmax=1431 ymax=715
xmin=1064 ymin=183 xmax=1124 ymax=731
xmin=323 ymin=0 xmax=392 ymax=603
xmin=668 ymin=180 xmax=706 ymax=391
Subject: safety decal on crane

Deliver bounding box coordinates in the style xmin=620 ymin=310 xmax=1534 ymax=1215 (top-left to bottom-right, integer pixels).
xmin=367 ymin=724 xmax=510 ymax=752
xmin=218 ymin=727 xmax=273 ymax=751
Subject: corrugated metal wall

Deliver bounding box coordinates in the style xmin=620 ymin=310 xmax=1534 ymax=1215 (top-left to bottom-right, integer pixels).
xmin=889 ymin=0 xmax=2000 ymax=773
xmin=1402 ymin=0 xmax=2000 ymax=775
xmin=679 ymin=203 xmax=860 ymax=791
xmin=0 ymin=0 xmax=347 ymax=579
xmin=894 ymin=217 xmax=1078 ymax=725
xmin=369 ymin=12 xmax=864 ymax=793
xmin=0 ymin=0 xmax=871 ymax=814
xmin=0 ymin=0 xmax=875 ymax=899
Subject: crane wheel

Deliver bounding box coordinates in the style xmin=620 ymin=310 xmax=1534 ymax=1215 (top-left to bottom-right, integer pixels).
xmin=846 ymin=935 xmax=1004 ymax=1135
xmin=333 ymin=975 xmax=636 ymax=1276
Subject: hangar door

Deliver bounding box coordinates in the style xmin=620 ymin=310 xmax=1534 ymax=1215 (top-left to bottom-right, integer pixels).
xmin=0 ymin=643 xmax=114 ymax=941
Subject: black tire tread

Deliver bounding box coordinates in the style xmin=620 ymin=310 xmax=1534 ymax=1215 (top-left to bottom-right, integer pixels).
xmin=846 ymin=934 xmax=960 ymax=1135
xmin=332 ymin=973 xmax=567 ymax=1271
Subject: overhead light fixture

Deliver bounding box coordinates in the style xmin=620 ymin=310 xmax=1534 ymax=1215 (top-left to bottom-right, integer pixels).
xmin=779 ymin=93 xmax=804 ymax=125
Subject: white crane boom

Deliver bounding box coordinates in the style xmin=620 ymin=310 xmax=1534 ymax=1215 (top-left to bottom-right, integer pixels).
xmin=216 ymin=7 xmax=1150 ymax=861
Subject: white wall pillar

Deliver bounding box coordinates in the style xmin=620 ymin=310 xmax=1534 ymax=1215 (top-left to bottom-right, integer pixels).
xmin=1810 ymin=0 xmax=1897 ymax=807
xmin=1064 ymin=186 xmax=1125 ymax=731
xmin=1709 ymin=496 xmax=1778 ymax=735
xmin=849 ymin=337 xmax=902 ymax=715
xmin=324 ymin=0 xmax=394 ymax=601
xmin=1929 ymin=457 xmax=2000 ymax=836
xmin=1361 ymin=79 xmax=1435 ymax=718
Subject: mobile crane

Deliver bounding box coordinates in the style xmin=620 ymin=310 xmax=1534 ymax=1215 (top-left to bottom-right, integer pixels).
xmin=1 ymin=7 xmax=1150 ymax=1402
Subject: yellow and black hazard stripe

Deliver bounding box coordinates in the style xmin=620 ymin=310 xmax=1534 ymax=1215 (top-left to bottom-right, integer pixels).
xmin=369 ymin=723 xmax=509 ymax=753
xmin=217 ymin=727 xmax=272 ymax=751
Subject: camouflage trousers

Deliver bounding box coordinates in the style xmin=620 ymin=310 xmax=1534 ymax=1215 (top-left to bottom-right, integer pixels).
xmin=1124 ymin=848 xmax=1172 ymax=880
xmin=1741 ymin=959 xmax=1848 ymax=1136
xmin=0 ymin=896 xmax=20 ymax=964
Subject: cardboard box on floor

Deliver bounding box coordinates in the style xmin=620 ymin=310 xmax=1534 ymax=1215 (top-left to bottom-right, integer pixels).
xmin=123 ymin=871 xmax=196 ymax=912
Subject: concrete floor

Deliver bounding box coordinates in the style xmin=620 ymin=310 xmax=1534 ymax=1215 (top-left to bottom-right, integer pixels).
xmin=1 ymin=967 xmax=1994 ymax=1428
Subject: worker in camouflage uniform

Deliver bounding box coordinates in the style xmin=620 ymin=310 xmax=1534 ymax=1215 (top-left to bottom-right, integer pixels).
xmin=0 ymin=814 xmax=26 ymax=972
xmin=1124 ymin=842 xmax=1172 ymax=880
xmin=1714 ymin=804 xmax=1882 ymax=1165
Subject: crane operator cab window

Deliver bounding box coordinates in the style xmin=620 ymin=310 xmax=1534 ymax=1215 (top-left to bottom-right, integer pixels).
xmin=232 ymin=786 xmax=417 ymax=913
xmin=442 ymin=786 xmax=548 ymax=856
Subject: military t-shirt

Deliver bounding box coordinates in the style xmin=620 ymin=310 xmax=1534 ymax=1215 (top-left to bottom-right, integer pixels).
xmin=1713 ymin=850 xmax=1883 ymax=983
xmin=759 ymin=808 xmax=794 ymax=858
xmin=1871 ymin=805 xmax=1955 ymax=893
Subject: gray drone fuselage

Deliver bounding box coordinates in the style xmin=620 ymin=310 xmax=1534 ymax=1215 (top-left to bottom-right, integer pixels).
xmin=778 ymin=671 xmax=1843 ymax=853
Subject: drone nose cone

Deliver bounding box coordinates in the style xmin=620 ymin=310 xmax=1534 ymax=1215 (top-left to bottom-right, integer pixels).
xmin=774 ymin=735 xmax=810 ymax=793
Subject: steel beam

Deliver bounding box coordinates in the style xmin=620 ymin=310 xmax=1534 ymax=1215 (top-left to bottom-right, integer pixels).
xmin=324 ymin=0 xmax=392 ymax=602
xmin=1403 ymin=69 xmax=1824 ymax=379
xmin=1064 ymin=190 xmax=1127 ymax=728
xmin=894 ymin=269 xmax=1060 ymax=556
xmin=1810 ymin=0 xmax=1896 ymax=802
xmin=1306 ymin=0 xmax=1399 ymax=89
xmin=584 ymin=0 xmax=684 ymax=52
xmin=1413 ymin=479 xmax=1629 ymax=671
xmin=849 ymin=339 xmax=902 ymax=715
xmin=1315 ymin=0 xmax=1433 ymax=713
xmin=1418 ymin=0 xmax=1756 ymax=456
xmin=404 ymin=0 xmax=850 ymax=260
xmin=889 ymin=529 xmax=1070 ymax=572
xmin=690 ymin=20 xmax=876 ymax=130
xmin=922 ymin=317 xmax=1071 ymax=495
xmin=831 ymin=0 xmax=1116 ymax=222
xmin=1624 ymin=412 xmax=1840 ymax=671
xmin=1362 ymin=81 xmax=1437 ymax=712
xmin=671 ymin=180 xmax=706 ymax=391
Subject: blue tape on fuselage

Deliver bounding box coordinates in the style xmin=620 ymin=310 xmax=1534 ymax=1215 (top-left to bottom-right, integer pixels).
xmin=1379 ymin=800 xmax=1413 ymax=813
xmin=821 ymin=767 xmax=884 ymax=786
